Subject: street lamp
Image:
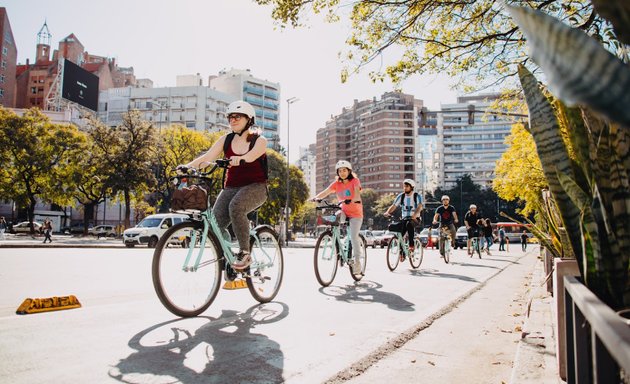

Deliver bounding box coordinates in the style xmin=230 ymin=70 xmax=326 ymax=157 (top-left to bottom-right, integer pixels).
xmin=285 ymin=97 xmax=299 ymax=245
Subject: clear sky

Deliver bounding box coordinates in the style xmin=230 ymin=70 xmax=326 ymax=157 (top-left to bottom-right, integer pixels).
xmin=4 ymin=0 xmax=458 ymax=160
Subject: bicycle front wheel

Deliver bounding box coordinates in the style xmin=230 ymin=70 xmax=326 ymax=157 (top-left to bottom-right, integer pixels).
xmin=386 ymin=236 xmax=401 ymax=271
xmin=409 ymin=237 xmax=423 ymax=269
xmin=247 ymin=226 xmax=284 ymax=303
xmin=349 ymin=234 xmax=367 ymax=281
xmin=152 ymin=221 xmax=222 ymax=317
xmin=443 ymin=240 xmax=451 ymax=264
xmin=314 ymin=230 xmax=338 ymax=287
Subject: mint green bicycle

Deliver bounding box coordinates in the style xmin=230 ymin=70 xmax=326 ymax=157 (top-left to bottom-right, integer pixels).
xmin=385 ymin=218 xmax=423 ymax=271
xmin=152 ymin=160 xmax=284 ymax=317
xmin=313 ymin=200 xmax=367 ymax=287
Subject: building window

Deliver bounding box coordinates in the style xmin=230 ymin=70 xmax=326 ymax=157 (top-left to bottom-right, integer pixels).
xmin=1 ymin=61 xmax=5 ymax=68
xmin=31 ymin=87 xmax=37 ymax=94
xmin=2 ymin=47 xmax=7 ymax=56
xmin=0 ymin=88 xmax=3 ymax=97
xmin=0 ymin=74 xmax=4 ymax=83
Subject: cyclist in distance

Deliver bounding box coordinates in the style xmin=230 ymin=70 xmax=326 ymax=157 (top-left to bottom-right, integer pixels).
xmin=384 ymin=179 xmax=423 ymax=252
xmin=181 ymin=100 xmax=268 ymax=270
xmin=432 ymin=195 xmax=458 ymax=248
xmin=464 ymin=204 xmax=480 ymax=256
xmin=311 ymin=160 xmax=364 ymax=272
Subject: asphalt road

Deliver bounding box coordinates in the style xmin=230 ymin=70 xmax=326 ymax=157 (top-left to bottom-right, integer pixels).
xmin=0 ymin=245 xmax=535 ymax=383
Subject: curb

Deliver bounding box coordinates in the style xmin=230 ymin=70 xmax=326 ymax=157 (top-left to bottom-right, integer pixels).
xmin=509 ymin=254 xmax=562 ymax=383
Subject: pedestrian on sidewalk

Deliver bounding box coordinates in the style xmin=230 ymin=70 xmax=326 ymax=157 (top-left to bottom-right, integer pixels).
xmin=521 ymin=230 xmax=528 ymax=252
xmin=42 ymin=219 xmax=53 ymax=243
xmin=482 ymin=218 xmax=493 ymax=255
xmin=498 ymin=227 xmax=506 ymax=251
xmin=0 ymin=217 xmax=7 ymax=240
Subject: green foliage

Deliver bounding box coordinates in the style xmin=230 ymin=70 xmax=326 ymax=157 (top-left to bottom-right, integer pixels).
xmin=509 ymin=5 xmax=630 ymax=309
xmin=0 ymin=108 xmax=86 ymax=230
xmin=253 ymin=0 xmax=625 ymax=90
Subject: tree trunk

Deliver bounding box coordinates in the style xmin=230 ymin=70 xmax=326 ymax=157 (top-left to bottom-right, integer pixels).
xmin=124 ymin=189 xmax=131 ymax=228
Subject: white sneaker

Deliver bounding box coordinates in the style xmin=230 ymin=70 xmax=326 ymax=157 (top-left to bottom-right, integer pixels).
xmin=351 ymin=258 xmax=362 ymax=273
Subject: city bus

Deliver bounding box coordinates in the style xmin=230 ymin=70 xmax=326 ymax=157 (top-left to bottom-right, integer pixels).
xmin=496 ymin=222 xmax=533 ymax=243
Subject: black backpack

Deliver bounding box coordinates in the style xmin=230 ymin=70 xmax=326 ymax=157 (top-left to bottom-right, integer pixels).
xmin=223 ymin=132 xmax=269 ymax=179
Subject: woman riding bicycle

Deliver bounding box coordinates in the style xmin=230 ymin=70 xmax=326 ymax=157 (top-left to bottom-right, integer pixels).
xmin=181 ymin=100 xmax=268 ymax=270
xmin=383 ymin=178 xmax=423 ymax=252
xmin=310 ymin=160 xmax=363 ymax=272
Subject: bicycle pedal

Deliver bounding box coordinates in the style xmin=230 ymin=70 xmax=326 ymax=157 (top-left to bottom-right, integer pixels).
xmin=222 ymin=279 xmax=248 ymax=290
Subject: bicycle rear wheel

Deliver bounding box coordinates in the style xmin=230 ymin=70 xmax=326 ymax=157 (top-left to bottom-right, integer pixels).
xmin=409 ymin=238 xmax=423 ymax=269
xmin=247 ymin=226 xmax=284 ymax=303
xmin=314 ymin=230 xmax=338 ymax=287
xmin=349 ymin=234 xmax=367 ymax=281
xmin=386 ymin=236 xmax=401 ymax=271
xmin=152 ymin=221 xmax=222 ymax=317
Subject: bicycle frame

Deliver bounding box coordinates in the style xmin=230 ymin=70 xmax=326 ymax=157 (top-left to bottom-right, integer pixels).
xmin=320 ymin=223 xmax=352 ymax=263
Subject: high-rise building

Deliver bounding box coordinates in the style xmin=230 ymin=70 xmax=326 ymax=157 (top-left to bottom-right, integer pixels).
xmin=209 ymin=68 xmax=280 ymax=148
xmin=98 ymin=85 xmax=236 ymax=131
xmin=0 ymin=8 xmax=17 ymax=107
xmin=316 ymin=92 xmax=423 ymax=195
xmin=296 ymin=144 xmax=317 ymax=197
xmin=416 ymin=108 xmax=439 ymax=196
xmin=176 ymin=74 xmax=203 ymax=87
xmin=439 ymin=94 xmax=514 ymax=188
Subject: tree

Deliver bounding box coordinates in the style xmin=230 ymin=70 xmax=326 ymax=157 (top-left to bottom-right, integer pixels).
xmin=259 ymin=150 xmax=309 ymax=226
xmin=0 ymin=108 xmax=86 ymax=233
xmin=107 ymin=110 xmax=158 ymax=227
xmin=493 ymin=123 xmax=547 ymax=217
xmin=153 ymin=125 xmax=218 ymax=212
xmin=254 ymin=0 xmax=624 ymax=91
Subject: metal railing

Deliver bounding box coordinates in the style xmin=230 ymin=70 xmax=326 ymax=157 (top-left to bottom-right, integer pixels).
xmin=564 ymin=275 xmax=630 ymax=383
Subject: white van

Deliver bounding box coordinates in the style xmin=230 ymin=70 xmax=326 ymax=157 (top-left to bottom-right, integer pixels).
xmin=123 ymin=213 xmax=189 ymax=248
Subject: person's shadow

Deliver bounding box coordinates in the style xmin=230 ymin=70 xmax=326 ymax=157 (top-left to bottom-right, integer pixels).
xmin=109 ymin=302 xmax=288 ymax=384
xmin=318 ymin=280 xmax=415 ymax=311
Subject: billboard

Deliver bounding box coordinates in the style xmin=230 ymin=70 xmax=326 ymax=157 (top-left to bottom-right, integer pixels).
xmin=61 ymin=59 xmax=99 ymax=111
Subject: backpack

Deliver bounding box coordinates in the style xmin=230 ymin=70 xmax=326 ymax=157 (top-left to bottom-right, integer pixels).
xmin=223 ymin=132 xmax=269 ymax=179
xmin=396 ymin=192 xmax=421 ymax=213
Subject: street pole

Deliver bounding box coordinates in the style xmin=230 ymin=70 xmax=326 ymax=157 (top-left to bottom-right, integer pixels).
xmin=285 ymin=97 xmax=299 ymax=246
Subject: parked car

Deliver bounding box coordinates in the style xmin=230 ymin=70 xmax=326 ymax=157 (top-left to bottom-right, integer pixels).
xmin=61 ymin=222 xmax=94 ymax=235
xmin=10 ymin=221 xmax=43 ymax=234
xmin=123 ymin=213 xmax=189 ymax=248
xmin=377 ymin=230 xmax=395 ymax=248
xmin=418 ymin=228 xmax=439 ymax=248
xmin=455 ymin=226 xmax=468 ymax=249
xmin=89 ymin=225 xmax=117 ymax=238
xmin=359 ymin=230 xmax=378 ymax=248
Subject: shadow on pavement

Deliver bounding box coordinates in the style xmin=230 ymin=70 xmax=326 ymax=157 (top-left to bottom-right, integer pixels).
xmin=109 ymin=302 xmax=288 ymax=384
xmin=409 ymin=268 xmax=479 ymax=282
xmin=448 ymin=261 xmax=500 ymax=269
xmin=318 ymin=280 xmax=414 ymax=311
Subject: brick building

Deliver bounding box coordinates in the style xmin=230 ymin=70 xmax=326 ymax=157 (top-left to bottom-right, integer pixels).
xmin=0 ymin=7 xmax=17 ymax=107
xmin=316 ymin=92 xmax=423 ymax=195
xmin=15 ymin=22 xmax=135 ymax=110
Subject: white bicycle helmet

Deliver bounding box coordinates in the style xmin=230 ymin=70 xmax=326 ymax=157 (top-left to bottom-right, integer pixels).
xmin=226 ymin=100 xmax=255 ymax=119
xmin=403 ymin=179 xmax=416 ymax=189
xmin=469 ymin=204 xmax=477 ymax=209
xmin=335 ymin=160 xmax=352 ymax=171
xmin=441 ymin=195 xmax=450 ymax=201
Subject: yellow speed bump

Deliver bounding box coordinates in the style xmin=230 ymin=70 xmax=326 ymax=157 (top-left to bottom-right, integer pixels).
xmin=16 ymin=295 xmax=82 ymax=315
xmin=222 ymin=279 xmax=248 ymax=290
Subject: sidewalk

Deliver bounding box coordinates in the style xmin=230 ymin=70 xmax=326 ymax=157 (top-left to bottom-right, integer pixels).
xmin=327 ymin=248 xmax=563 ymax=384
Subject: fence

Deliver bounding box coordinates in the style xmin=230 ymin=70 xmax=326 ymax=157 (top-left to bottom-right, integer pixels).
xmin=564 ymin=275 xmax=630 ymax=383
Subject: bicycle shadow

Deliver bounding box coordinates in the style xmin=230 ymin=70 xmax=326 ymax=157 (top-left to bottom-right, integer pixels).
xmin=318 ymin=280 xmax=415 ymax=312
xmin=109 ymin=302 xmax=288 ymax=384
xmin=410 ymin=268 xmax=479 ymax=282
xmin=448 ymin=261 xmax=500 ymax=269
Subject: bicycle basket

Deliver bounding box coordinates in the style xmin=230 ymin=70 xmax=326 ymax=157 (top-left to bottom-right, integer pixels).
xmin=319 ymin=213 xmax=339 ymax=225
xmin=171 ymin=185 xmax=208 ymax=211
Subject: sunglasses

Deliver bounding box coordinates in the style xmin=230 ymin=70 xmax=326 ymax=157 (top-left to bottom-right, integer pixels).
xmin=227 ymin=114 xmax=247 ymax=121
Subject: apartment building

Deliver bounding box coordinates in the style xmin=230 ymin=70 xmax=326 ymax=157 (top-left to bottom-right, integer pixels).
xmin=209 ymin=68 xmax=280 ymax=148
xmin=296 ymin=144 xmax=317 ymax=197
xmin=316 ymin=92 xmax=423 ymax=195
xmin=98 ymin=85 xmax=236 ymax=131
xmin=0 ymin=8 xmax=17 ymax=107
xmin=439 ymin=94 xmax=515 ymax=188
